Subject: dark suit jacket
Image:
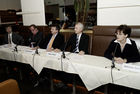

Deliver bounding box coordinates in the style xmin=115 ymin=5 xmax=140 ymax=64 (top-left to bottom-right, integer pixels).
xmin=3 ymin=32 xmax=24 ymax=45
xmin=42 ymin=33 xmax=64 ymax=49
xmin=104 ymin=39 xmax=140 ymax=63
xmin=65 ymin=33 xmax=89 ymax=54
xmin=28 ymin=31 xmax=43 ymax=47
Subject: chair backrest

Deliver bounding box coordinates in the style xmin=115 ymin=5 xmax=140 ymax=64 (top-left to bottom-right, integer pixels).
xmin=60 ymin=29 xmax=93 ymax=54
xmin=92 ymin=26 xmax=116 ymax=56
xmin=0 ymin=79 xmax=20 ymax=94
xmin=94 ymin=91 xmax=104 ymax=94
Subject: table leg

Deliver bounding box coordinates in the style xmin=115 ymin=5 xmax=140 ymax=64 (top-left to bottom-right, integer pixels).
xmin=72 ymin=75 xmax=76 ymax=94
xmin=50 ymin=71 xmax=54 ymax=92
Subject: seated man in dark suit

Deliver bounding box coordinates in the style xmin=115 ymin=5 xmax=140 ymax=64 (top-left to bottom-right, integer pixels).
xmin=42 ymin=24 xmax=64 ymax=51
xmin=3 ymin=25 xmax=24 ymax=45
xmin=64 ymin=22 xmax=89 ymax=55
xmin=34 ymin=24 xmax=64 ymax=86
xmin=51 ymin=23 xmax=89 ymax=89
xmin=3 ymin=25 xmax=24 ymax=81
xmin=28 ymin=24 xmax=43 ymax=48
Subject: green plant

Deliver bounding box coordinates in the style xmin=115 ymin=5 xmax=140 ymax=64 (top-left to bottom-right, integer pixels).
xmin=74 ymin=0 xmax=90 ymax=23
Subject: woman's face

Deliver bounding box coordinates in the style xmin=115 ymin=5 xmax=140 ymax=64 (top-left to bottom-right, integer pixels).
xmin=115 ymin=30 xmax=128 ymax=42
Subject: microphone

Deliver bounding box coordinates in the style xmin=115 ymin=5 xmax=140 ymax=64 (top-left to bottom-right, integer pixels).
xmin=60 ymin=40 xmax=69 ymax=71
xmin=35 ymin=46 xmax=39 ymax=54
xmin=14 ymin=39 xmax=20 ymax=52
xmin=111 ymin=43 xmax=118 ymax=68
xmin=35 ymin=39 xmax=42 ymax=55
xmin=62 ymin=50 xmax=66 ymax=58
xmin=62 ymin=39 xmax=69 ymax=58
xmin=14 ymin=44 xmax=18 ymax=52
xmin=110 ymin=42 xmax=119 ymax=83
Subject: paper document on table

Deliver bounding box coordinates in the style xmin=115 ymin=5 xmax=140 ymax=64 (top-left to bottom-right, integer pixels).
xmin=0 ymin=44 xmax=15 ymax=49
xmin=38 ymin=49 xmax=46 ymax=53
xmin=122 ymin=63 xmax=140 ymax=72
xmin=17 ymin=46 xmax=30 ymax=51
xmin=46 ymin=52 xmax=61 ymax=57
xmin=69 ymin=54 xmax=85 ymax=62
xmin=24 ymin=49 xmax=35 ymax=54
xmin=0 ymin=45 xmax=5 ymax=48
xmin=114 ymin=63 xmax=122 ymax=69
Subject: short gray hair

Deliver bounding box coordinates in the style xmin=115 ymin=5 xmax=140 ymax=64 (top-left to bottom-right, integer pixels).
xmin=76 ymin=22 xmax=84 ymax=30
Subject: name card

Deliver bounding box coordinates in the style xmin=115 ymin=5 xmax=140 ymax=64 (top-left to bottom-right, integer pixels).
xmin=46 ymin=52 xmax=61 ymax=57
xmin=122 ymin=63 xmax=140 ymax=72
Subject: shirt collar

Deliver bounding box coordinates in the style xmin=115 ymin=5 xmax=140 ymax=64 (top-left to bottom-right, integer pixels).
xmin=8 ymin=32 xmax=12 ymax=36
xmin=114 ymin=38 xmax=132 ymax=45
xmin=77 ymin=33 xmax=82 ymax=39
xmin=52 ymin=32 xmax=58 ymax=37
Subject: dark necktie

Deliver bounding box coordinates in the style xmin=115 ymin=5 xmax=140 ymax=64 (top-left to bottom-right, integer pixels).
xmin=73 ymin=35 xmax=79 ymax=53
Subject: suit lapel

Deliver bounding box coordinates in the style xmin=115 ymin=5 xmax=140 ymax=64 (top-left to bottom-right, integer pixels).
xmin=79 ymin=33 xmax=83 ymax=47
xmin=53 ymin=34 xmax=57 ymax=46
xmin=12 ymin=32 xmax=14 ymax=42
xmin=6 ymin=33 xmax=8 ymax=43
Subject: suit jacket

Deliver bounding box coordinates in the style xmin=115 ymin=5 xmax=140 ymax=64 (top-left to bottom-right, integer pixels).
xmin=104 ymin=39 xmax=140 ymax=63
xmin=42 ymin=33 xmax=64 ymax=49
xmin=65 ymin=33 xmax=89 ymax=54
xmin=28 ymin=31 xmax=43 ymax=47
xmin=3 ymin=32 xmax=24 ymax=45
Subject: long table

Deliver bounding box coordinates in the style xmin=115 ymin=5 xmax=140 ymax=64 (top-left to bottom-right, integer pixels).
xmin=0 ymin=45 xmax=140 ymax=91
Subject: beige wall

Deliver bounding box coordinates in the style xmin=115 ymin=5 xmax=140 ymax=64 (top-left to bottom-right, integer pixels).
xmin=97 ymin=0 xmax=140 ymax=25
xmin=0 ymin=0 xmax=21 ymax=10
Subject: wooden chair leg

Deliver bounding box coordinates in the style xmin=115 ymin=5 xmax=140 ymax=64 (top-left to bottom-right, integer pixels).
xmin=94 ymin=91 xmax=104 ymax=94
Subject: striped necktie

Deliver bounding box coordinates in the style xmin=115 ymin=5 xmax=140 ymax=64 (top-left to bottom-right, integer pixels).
xmin=73 ymin=35 xmax=79 ymax=53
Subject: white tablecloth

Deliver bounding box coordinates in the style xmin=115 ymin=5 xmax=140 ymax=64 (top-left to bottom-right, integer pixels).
xmin=0 ymin=45 xmax=140 ymax=91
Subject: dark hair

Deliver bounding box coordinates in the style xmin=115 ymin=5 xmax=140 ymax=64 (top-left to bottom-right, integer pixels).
xmin=5 ymin=25 xmax=12 ymax=29
xmin=115 ymin=25 xmax=131 ymax=37
xmin=50 ymin=24 xmax=60 ymax=31
xmin=29 ymin=24 xmax=37 ymax=29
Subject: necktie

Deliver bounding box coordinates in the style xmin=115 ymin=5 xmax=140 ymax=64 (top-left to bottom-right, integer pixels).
xmin=8 ymin=34 xmax=11 ymax=44
xmin=73 ymin=35 xmax=79 ymax=53
xmin=47 ymin=35 xmax=55 ymax=49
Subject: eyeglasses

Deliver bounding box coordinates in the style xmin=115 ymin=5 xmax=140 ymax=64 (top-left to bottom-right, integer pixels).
xmin=115 ymin=32 xmax=124 ymax=36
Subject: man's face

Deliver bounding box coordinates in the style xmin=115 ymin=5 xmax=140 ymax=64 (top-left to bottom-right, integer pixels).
xmin=30 ymin=26 xmax=38 ymax=35
xmin=6 ymin=27 xmax=12 ymax=33
xmin=74 ymin=24 xmax=82 ymax=34
xmin=51 ymin=27 xmax=58 ymax=35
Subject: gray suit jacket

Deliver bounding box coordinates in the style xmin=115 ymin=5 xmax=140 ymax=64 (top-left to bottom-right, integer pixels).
xmin=3 ymin=32 xmax=24 ymax=45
